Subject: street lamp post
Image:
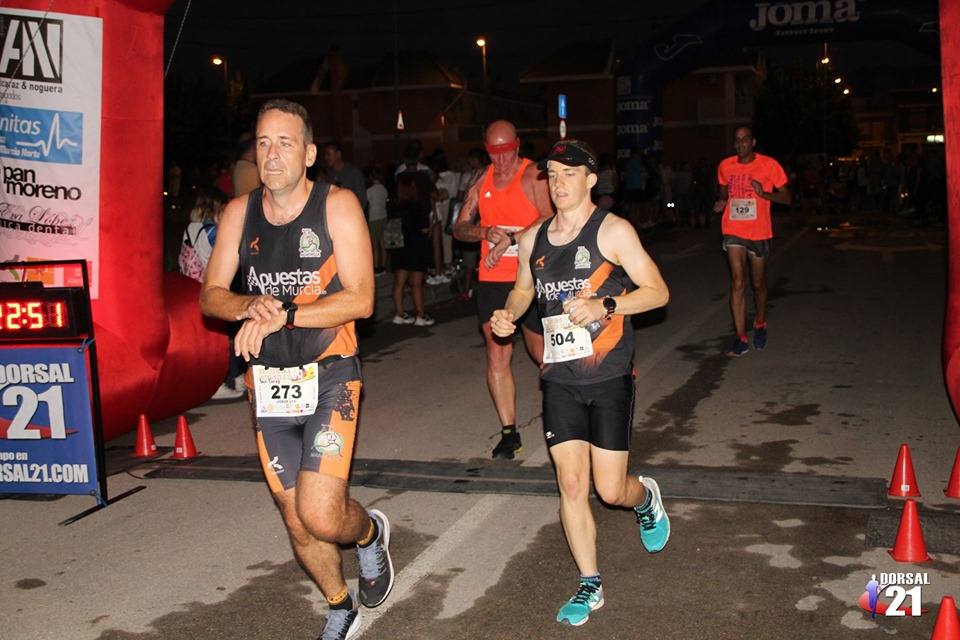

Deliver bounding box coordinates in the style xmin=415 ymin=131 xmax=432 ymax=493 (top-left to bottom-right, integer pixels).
xmin=476 ymin=37 xmax=488 ymax=94
xmin=212 ymin=55 xmax=230 ymax=137
xmin=211 ymin=55 xmax=228 ymax=84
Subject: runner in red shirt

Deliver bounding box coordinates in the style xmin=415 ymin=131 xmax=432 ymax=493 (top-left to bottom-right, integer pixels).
xmin=453 ymin=120 xmax=553 ymax=459
xmin=713 ymin=126 xmax=791 ymax=357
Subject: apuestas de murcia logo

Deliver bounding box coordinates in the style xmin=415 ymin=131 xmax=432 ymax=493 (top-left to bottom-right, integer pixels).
xmin=3 ymin=166 xmax=81 ymax=200
xmin=0 ymin=15 xmax=64 ymax=85
xmin=247 ymin=266 xmax=326 ymax=298
xmin=536 ymin=277 xmax=592 ymax=301
xmin=749 ymin=0 xmax=861 ymax=32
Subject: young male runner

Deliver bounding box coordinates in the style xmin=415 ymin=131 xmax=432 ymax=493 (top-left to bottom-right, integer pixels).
xmin=491 ymin=140 xmax=671 ymax=626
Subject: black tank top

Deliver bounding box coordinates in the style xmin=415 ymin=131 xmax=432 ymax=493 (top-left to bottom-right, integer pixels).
xmin=239 ymin=182 xmax=358 ymax=367
xmin=532 ymin=208 xmax=634 ymax=384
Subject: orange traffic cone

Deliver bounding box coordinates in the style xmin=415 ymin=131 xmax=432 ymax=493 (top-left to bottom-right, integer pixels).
xmin=172 ymin=415 xmax=198 ymax=460
xmin=888 ymin=444 xmax=921 ymax=497
xmin=133 ymin=414 xmax=157 ymax=457
xmin=945 ymin=447 xmax=960 ymax=499
xmin=931 ymin=596 xmax=960 ymax=640
xmin=888 ymin=499 xmax=932 ymax=562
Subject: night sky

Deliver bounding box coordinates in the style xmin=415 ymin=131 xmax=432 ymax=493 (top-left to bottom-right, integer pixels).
xmin=163 ymin=0 xmax=704 ymax=88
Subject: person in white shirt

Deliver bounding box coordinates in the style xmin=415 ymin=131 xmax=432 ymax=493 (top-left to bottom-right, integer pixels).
xmin=366 ymin=167 xmax=389 ymax=273
xmin=428 ymin=151 xmax=460 ymax=285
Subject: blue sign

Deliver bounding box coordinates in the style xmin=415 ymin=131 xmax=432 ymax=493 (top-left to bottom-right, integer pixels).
xmin=0 ymin=344 xmax=99 ymax=495
xmin=0 ymin=105 xmax=83 ymax=165
xmin=558 ymin=94 xmax=567 ymax=120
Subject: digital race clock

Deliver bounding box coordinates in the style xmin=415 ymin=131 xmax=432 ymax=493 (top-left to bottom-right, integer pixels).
xmin=0 ymin=286 xmax=87 ymax=340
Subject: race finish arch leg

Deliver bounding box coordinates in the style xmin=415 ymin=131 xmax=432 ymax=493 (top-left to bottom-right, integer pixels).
xmin=0 ymin=1 xmax=228 ymax=440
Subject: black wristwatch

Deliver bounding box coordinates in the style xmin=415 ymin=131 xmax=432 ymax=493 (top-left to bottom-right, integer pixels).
xmin=602 ymin=297 xmax=617 ymax=319
xmin=507 ymin=231 xmax=517 ymax=246
xmin=282 ymin=301 xmax=298 ymax=329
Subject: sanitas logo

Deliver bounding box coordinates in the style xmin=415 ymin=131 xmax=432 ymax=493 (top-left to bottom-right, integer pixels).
xmin=3 ymin=166 xmax=80 ymax=200
xmin=0 ymin=106 xmax=82 ymax=165
xmin=0 ymin=112 xmax=39 ymax=135
xmin=246 ymin=266 xmax=326 ymax=298
xmin=536 ymin=277 xmax=592 ymax=301
xmin=749 ymin=0 xmax=861 ymax=31
xmin=0 ymin=15 xmax=63 ymax=84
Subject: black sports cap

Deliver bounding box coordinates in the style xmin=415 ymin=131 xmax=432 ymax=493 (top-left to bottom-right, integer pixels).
xmin=537 ymin=139 xmax=598 ymax=173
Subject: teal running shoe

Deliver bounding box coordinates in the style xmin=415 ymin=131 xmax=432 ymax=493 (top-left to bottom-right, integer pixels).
xmin=635 ymin=476 xmax=670 ymax=552
xmin=556 ymin=581 xmax=604 ymax=626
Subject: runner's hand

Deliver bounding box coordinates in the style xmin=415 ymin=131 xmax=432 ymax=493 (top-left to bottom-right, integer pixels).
xmin=490 ymin=309 xmax=516 ymax=337
xmin=234 ymin=315 xmax=284 ymax=361
xmin=485 ymin=226 xmax=509 ymax=245
xmin=562 ymin=297 xmax=603 ymax=328
xmin=750 ymin=179 xmax=765 ymax=198
xmin=237 ymin=295 xmax=283 ymax=322
xmin=713 ymin=199 xmax=727 ymax=214
xmin=485 ymin=237 xmax=511 ymax=269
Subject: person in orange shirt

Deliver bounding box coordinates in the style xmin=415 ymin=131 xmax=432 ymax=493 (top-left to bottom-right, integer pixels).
xmin=453 ymin=120 xmax=554 ymax=458
xmin=714 ymin=126 xmax=791 ymax=357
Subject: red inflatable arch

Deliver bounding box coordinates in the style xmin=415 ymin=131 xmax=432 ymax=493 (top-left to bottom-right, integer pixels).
xmin=7 ymin=0 xmax=226 ymax=440
xmin=942 ymin=0 xmax=960 ymax=420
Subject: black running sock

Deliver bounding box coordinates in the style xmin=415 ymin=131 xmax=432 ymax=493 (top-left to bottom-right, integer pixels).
xmin=327 ymin=589 xmax=353 ymax=611
xmin=580 ymin=573 xmax=602 ymax=588
xmin=358 ymin=517 xmax=379 ymax=548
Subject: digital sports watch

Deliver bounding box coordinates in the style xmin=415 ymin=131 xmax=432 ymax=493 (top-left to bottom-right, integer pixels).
xmin=282 ymin=301 xmax=298 ymax=329
xmin=602 ymin=297 xmax=617 ymax=320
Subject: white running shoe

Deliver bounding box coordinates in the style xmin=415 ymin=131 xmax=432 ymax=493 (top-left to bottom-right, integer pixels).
xmin=392 ymin=313 xmax=415 ymax=325
xmin=414 ymin=314 xmax=435 ymax=326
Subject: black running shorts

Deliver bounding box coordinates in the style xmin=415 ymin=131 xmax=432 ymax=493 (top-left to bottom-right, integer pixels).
xmin=722 ymin=234 xmax=772 ymax=259
xmin=476 ymin=281 xmax=542 ymax=334
xmin=542 ymin=375 xmax=635 ymax=451
xmin=249 ymin=356 xmax=362 ymax=491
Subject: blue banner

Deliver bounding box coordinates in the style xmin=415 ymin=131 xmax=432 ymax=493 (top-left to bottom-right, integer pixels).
xmin=0 ymin=344 xmax=98 ymax=495
xmin=0 ymin=104 xmax=83 ymax=165
xmin=615 ymin=0 xmax=940 ymax=157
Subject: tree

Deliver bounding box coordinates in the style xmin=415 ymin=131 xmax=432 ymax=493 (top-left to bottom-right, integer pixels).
xmin=753 ymin=64 xmax=859 ymax=157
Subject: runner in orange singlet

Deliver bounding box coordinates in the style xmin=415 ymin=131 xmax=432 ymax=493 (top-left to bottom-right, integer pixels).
xmin=453 ymin=120 xmax=554 ymax=458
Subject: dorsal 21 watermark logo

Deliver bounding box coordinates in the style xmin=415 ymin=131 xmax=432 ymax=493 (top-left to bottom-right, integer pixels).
xmin=857 ymin=572 xmax=930 ymax=618
xmin=0 ymin=14 xmax=63 ymax=84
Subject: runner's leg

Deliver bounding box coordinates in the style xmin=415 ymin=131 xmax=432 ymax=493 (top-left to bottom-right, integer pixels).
xmin=726 ymin=244 xmax=749 ymax=336
xmin=482 ymin=322 xmax=516 ymax=427
xmin=748 ymin=252 xmax=768 ymax=325
xmin=551 ymin=440 xmax=598 ymax=576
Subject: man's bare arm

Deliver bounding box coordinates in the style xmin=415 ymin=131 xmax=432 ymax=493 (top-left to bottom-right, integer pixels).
xmin=452 ymin=180 xmax=489 ymax=242
xmin=200 ymin=194 xmax=283 ymax=323
xmin=564 ymin=216 xmax=668 ymax=328
xmin=524 ymin=162 xmax=555 ymax=222
xmin=713 ymin=184 xmax=729 ymax=213
xmin=605 ymin=216 xmax=669 ymax=315
xmin=754 ymin=182 xmax=792 ymax=206
xmin=293 ymin=187 xmax=374 ymax=328
xmin=490 ymin=225 xmax=539 ymax=337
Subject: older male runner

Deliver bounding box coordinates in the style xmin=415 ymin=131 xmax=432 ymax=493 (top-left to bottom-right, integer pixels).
xmin=713 ymin=125 xmax=791 ymax=357
xmin=491 ymin=140 xmax=670 ymax=626
xmin=201 ymin=99 xmax=392 ymax=640
xmin=453 ymin=119 xmax=553 ymax=459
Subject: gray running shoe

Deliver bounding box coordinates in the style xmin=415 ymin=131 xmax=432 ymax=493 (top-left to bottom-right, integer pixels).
xmin=357 ymin=509 xmax=394 ymax=607
xmin=319 ymin=599 xmax=361 ymax=640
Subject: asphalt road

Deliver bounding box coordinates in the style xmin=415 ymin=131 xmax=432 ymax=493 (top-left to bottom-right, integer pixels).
xmin=3 ymin=210 xmax=959 ymax=640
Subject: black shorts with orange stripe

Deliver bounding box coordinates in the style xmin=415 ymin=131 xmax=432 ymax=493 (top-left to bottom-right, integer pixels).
xmin=252 ymin=355 xmax=361 ymax=491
